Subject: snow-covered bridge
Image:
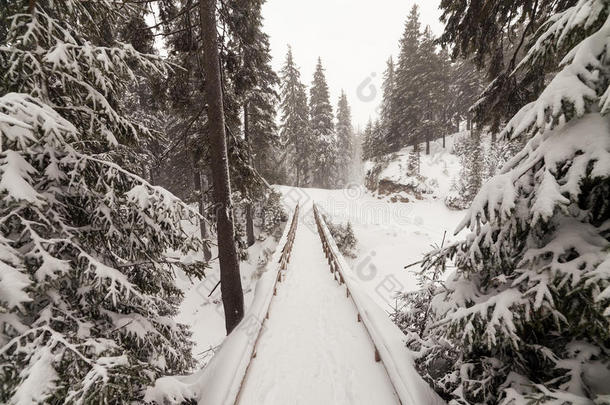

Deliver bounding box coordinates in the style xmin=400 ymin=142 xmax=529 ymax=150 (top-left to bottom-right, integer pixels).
xmin=146 ymin=196 xmax=445 ymax=405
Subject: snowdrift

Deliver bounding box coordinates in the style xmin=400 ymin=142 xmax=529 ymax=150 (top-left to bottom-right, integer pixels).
xmin=144 ymin=207 xmax=299 ymax=405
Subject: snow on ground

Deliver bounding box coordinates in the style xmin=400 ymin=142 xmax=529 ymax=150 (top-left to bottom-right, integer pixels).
xmin=237 ymin=220 xmax=400 ymax=405
xmin=275 ymin=185 xmax=465 ymax=313
xmin=169 ymin=136 xmax=466 ymax=400
xmin=364 ymin=132 xmax=469 ymax=200
xmin=175 ymin=219 xmax=283 ymax=366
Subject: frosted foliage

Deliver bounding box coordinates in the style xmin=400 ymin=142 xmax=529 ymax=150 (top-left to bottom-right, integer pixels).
xmin=503 ymin=0 xmax=609 ymax=138
xmin=0 ymin=94 xmax=208 ymax=404
xmin=420 ymin=114 xmax=610 ymax=403
xmin=0 ymin=0 xmax=165 ymax=147
xmin=415 ymin=2 xmax=610 ymax=402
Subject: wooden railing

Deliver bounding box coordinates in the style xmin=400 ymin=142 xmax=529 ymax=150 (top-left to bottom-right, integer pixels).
xmin=233 ymin=203 xmax=299 ymax=404
xmin=312 ymin=203 xmax=404 ymax=405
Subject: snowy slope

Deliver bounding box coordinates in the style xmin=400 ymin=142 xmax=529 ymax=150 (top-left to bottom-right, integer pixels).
xmin=364 ymin=132 xmax=469 ymax=201
xmin=276 ymin=185 xmax=465 ymax=312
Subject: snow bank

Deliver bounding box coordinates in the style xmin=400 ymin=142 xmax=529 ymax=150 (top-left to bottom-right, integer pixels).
xmin=145 ymin=207 xmax=299 ymax=405
xmin=313 ymin=205 xmax=445 ymax=405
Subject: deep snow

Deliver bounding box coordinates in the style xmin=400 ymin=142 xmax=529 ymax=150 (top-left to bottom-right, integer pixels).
xmin=237 ymin=220 xmax=400 ymax=405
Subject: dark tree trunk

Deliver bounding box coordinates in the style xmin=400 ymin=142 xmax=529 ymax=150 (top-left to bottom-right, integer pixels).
xmin=426 ymin=135 xmax=430 ymax=155
xmin=195 ymin=170 xmax=213 ymax=261
xmin=200 ymin=0 xmax=244 ymax=334
xmin=243 ymin=102 xmax=255 ymax=247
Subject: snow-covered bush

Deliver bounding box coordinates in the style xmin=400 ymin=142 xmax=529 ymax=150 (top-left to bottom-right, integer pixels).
xmin=233 ymin=220 xmax=249 ymax=261
xmin=324 ymin=215 xmax=357 ymax=258
xmin=416 ymin=2 xmax=610 ymax=402
xmin=0 ymin=94 xmax=208 ymax=404
xmin=261 ymin=190 xmax=288 ymax=239
xmin=445 ymin=131 xmax=484 ymax=210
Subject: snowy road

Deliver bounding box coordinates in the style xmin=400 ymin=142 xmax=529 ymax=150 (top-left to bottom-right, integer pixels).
xmin=237 ymin=215 xmax=400 ymax=405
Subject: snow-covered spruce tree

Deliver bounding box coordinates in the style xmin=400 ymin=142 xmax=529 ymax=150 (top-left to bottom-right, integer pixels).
xmin=376 ymin=57 xmax=397 ymax=157
xmin=279 ymin=46 xmax=311 ymax=187
xmin=418 ymin=2 xmax=610 ymax=402
xmin=0 ymin=94 xmax=207 ymax=404
xmin=390 ymin=5 xmax=423 ymax=153
xmin=335 ymin=91 xmax=354 ymax=187
xmin=0 ymin=2 xmax=208 ymax=402
xmin=309 ymin=58 xmax=337 ymax=189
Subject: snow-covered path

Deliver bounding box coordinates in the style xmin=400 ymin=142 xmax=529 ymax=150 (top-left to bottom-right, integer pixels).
xmin=237 ymin=216 xmax=400 ymax=405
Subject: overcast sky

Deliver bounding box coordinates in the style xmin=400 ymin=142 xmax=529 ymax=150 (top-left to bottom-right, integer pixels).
xmin=262 ymin=0 xmax=445 ymax=131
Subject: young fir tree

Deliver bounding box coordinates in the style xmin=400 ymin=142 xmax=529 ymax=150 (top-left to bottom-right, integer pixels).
xmin=279 ymin=46 xmax=311 ymax=187
xmin=309 ymin=57 xmax=336 ymax=189
xmin=335 ymin=91 xmax=354 ymax=187
xmin=414 ymin=1 xmax=610 ymax=402
xmin=0 ymin=1 xmax=208 ymax=402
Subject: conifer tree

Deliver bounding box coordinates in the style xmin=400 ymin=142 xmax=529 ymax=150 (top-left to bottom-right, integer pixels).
xmin=413 ymin=2 xmax=610 ymax=402
xmin=279 ymin=46 xmax=311 ymax=186
xmin=335 ymin=91 xmax=354 ymax=187
xmin=309 ymin=58 xmax=336 ymax=188
xmin=438 ymin=0 xmax=562 ymax=131
xmin=378 ymin=56 xmax=397 ymax=157
xmin=390 ymin=5 xmax=423 ymax=152
xmin=361 ymin=119 xmax=375 ymax=161
xmin=0 ymin=1 xmax=208 ymax=402
xmin=413 ymin=26 xmax=444 ymax=155
xmin=246 ymin=37 xmax=281 ymax=184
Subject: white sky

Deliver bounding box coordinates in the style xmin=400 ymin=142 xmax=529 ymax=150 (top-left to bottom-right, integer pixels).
xmin=262 ymin=0 xmax=445 ymax=131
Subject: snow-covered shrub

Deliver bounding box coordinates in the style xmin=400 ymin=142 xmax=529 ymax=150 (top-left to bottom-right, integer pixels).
xmin=445 ymin=131 xmax=484 ymax=210
xmin=417 ymin=2 xmax=610 ymax=402
xmin=0 ymin=94 xmax=208 ymax=404
xmin=233 ymin=220 xmax=249 ymax=261
xmin=324 ymin=215 xmax=357 ymax=258
xmin=261 ymin=190 xmax=288 ymax=239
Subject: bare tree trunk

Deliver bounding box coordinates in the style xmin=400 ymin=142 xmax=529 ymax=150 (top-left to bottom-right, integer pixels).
xmin=200 ymin=0 xmax=244 ymax=334
xmin=426 ymin=135 xmax=430 ymax=155
xmin=296 ymin=164 xmax=301 ymax=187
xmin=243 ymin=102 xmax=255 ymax=247
xmin=197 ymin=171 xmax=213 ymax=261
